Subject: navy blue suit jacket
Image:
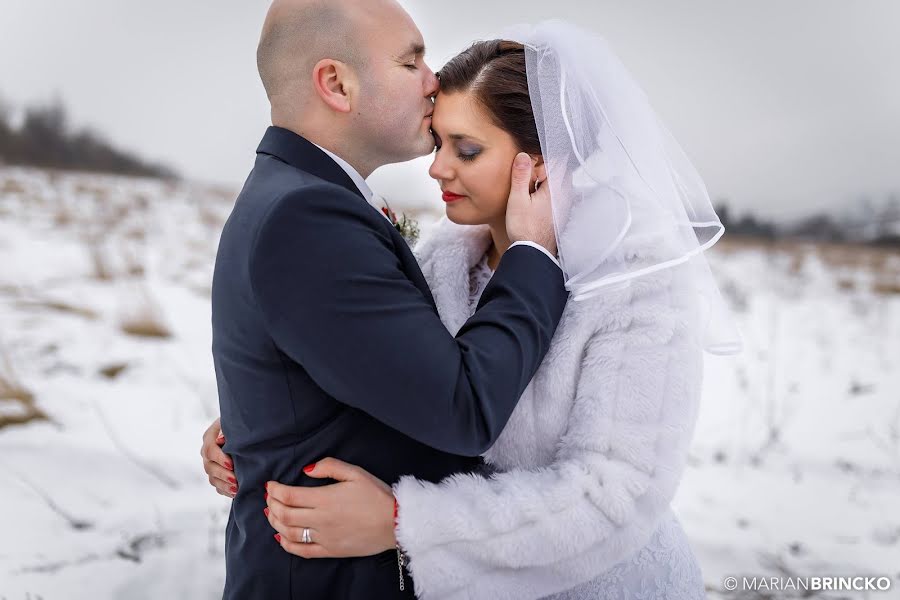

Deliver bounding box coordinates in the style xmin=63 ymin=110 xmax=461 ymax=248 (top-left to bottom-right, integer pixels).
xmin=211 ymin=127 xmax=569 ymax=599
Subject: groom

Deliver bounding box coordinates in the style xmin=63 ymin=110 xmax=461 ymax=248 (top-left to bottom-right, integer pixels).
xmin=208 ymin=0 xmax=569 ymax=598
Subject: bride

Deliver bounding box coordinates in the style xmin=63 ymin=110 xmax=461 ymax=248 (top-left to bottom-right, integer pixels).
xmin=203 ymin=20 xmax=739 ymax=599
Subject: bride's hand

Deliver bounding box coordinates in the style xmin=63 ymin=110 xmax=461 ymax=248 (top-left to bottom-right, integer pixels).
xmin=200 ymin=417 xmax=237 ymax=497
xmin=265 ymin=458 xmax=396 ymax=558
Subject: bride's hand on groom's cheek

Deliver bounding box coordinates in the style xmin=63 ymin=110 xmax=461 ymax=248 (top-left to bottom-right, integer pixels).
xmin=201 ymin=417 xmax=237 ymax=498
xmin=265 ymin=458 xmax=396 ymax=559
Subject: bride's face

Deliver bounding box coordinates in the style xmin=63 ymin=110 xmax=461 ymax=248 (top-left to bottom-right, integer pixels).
xmin=428 ymin=91 xmax=526 ymax=226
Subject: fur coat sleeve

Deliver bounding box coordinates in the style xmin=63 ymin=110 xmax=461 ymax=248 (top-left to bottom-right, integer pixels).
xmin=393 ymin=265 xmax=705 ymax=600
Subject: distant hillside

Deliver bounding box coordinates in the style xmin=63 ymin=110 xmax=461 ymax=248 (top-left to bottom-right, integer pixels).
xmin=0 ymin=95 xmax=176 ymax=179
xmin=716 ymin=200 xmax=900 ymax=247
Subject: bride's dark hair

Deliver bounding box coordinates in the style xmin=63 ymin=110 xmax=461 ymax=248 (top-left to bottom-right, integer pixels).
xmin=437 ymin=40 xmax=541 ymax=156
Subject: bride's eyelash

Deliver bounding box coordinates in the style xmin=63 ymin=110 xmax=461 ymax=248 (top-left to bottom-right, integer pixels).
xmin=457 ymin=150 xmax=480 ymax=162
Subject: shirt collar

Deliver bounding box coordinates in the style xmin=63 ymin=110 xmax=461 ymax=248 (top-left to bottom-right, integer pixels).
xmin=311 ymin=143 xmax=374 ymax=203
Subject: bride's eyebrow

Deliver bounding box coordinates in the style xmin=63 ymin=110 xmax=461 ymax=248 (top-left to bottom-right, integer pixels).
xmin=448 ymin=133 xmax=485 ymax=144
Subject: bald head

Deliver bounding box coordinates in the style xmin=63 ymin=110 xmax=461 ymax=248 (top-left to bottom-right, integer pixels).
xmin=257 ymin=0 xmax=366 ymax=103
xmin=256 ymin=0 xmax=436 ymax=175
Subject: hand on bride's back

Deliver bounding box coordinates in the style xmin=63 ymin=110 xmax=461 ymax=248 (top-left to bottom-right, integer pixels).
xmin=505 ymin=152 xmax=557 ymax=257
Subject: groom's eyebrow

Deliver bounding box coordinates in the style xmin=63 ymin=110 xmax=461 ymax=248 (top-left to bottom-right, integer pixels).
xmin=397 ymin=42 xmax=426 ymax=60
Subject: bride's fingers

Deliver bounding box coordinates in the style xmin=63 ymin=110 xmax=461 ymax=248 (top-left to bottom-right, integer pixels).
xmin=209 ymin=475 xmax=236 ymax=498
xmin=205 ymin=459 xmax=237 ymax=486
xmin=201 ymin=438 xmax=233 ymax=472
xmin=265 ymin=479 xmax=325 ymax=509
xmin=265 ymin=509 xmax=312 ymax=543
xmin=204 ymin=465 xmax=238 ymax=498
xmin=277 ymin=537 xmax=332 ymax=559
xmin=266 ymin=510 xmax=332 ymax=559
xmin=266 ymin=495 xmax=317 ymax=528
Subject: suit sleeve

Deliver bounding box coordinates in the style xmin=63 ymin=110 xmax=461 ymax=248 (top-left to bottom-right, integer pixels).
xmin=248 ymin=185 xmax=568 ymax=456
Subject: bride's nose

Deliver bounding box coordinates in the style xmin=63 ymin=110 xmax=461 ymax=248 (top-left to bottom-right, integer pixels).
xmin=428 ymin=150 xmax=452 ymax=181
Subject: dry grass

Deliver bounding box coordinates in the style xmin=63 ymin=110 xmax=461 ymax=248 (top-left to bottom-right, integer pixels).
xmin=0 ymin=352 xmax=46 ymax=430
xmin=98 ymin=363 xmax=129 ymax=379
xmin=84 ymin=238 xmax=114 ymax=281
xmin=73 ymin=181 xmax=110 ymax=203
xmin=0 ymin=177 xmax=27 ymax=195
xmin=198 ymin=204 xmax=225 ymax=229
xmin=0 ymin=410 xmax=48 ymax=430
xmin=53 ymin=204 xmax=75 ymax=227
xmin=132 ymin=192 xmax=150 ymax=211
xmin=119 ymin=285 xmax=173 ymax=339
xmin=0 ymin=375 xmax=33 ymax=403
xmin=716 ymin=236 xmax=900 ymax=295
xmin=120 ymin=245 xmax=146 ymax=278
xmin=15 ymin=297 xmax=99 ymax=319
xmin=123 ymin=227 xmax=146 ymax=242
xmin=121 ymin=318 xmax=172 ymax=339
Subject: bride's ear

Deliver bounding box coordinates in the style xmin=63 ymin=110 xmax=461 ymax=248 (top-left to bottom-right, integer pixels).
xmin=312 ymin=59 xmax=355 ymax=114
xmin=530 ymin=155 xmax=547 ymax=190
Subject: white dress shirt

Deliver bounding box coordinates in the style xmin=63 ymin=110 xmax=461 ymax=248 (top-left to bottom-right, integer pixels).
xmin=312 ymin=143 xmax=560 ymax=268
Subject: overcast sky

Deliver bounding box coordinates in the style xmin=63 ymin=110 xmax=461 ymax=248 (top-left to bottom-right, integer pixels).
xmin=2 ymin=0 xmax=898 ymax=218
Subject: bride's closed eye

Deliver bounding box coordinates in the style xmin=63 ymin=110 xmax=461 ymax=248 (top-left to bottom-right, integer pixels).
xmin=432 ymin=136 xmax=482 ymax=163
xmin=456 ymin=147 xmax=481 ymax=162
xmin=451 ymin=140 xmax=482 ymax=162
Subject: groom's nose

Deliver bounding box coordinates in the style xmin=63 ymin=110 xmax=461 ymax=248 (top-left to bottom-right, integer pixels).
xmin=423 ymin=64 xmax=439 ymax=97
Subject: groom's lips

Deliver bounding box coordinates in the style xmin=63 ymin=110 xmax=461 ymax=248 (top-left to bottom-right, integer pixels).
xmin=442 ymin=191 xmax=465 ymax=203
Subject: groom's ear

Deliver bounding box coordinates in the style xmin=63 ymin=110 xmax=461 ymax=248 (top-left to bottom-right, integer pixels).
xmin=312 ymin=58 xmax=356 ymax=114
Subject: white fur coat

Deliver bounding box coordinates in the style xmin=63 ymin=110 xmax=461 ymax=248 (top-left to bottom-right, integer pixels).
xmin=393 ymin=217 xmax=706 ymax=600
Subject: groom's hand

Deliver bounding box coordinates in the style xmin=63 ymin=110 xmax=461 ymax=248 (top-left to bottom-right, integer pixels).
xmin=265 ymin=458 xmax=396 ymax=559
xmin=506 ymin=152 xmax=557 ymax=257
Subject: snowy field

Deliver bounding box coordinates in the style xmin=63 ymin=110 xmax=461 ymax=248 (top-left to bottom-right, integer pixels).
xmin=0 ymin=167 xmax=898 ymax=599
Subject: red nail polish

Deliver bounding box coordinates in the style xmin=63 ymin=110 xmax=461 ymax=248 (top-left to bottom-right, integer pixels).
xmin=303 ymin=463 xmax=317 ymax=474
xmin=265 ymin=482 xmax=269 ymax=490
xmin=264 ymin=507 xmax=270 ymax=517
xmin=224 ymin=460 xmax=233 ymax=471
xmin=230 ymin=485 xmax=238 ymax=493
xmin=274 ymin=533 xmax=282 ymax=543
xmin=228 ymin=476 xmax=237 ymax=484
xmin=264 ymin=492 xmax=268 ymax=501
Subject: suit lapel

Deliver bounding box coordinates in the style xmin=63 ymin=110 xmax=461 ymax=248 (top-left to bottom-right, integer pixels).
xmin=256 ymin=127 xmax=452 ymax=314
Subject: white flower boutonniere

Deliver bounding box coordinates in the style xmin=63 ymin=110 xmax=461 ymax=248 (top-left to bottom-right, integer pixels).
xmin=380 ymin=198 xmax=420 ymax=247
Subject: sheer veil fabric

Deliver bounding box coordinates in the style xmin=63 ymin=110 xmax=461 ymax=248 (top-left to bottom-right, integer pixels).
xmin=502 ymin=20 xmax=742 ymax=355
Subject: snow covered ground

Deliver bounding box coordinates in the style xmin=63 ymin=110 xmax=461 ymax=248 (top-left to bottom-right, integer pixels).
xmin=0 ymin=167 xmax=898 ymax=599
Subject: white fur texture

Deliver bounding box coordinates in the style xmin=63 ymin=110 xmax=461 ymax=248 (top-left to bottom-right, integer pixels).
xmin=394 ymin=217 xmax=706 ymax=599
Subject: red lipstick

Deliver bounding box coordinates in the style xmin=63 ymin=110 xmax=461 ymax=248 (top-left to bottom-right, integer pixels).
xmin=442 ymin=191 xmax=465 ymax=203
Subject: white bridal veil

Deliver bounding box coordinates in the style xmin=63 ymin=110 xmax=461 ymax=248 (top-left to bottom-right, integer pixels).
xmin=503 ymin=20 xmax=742 ymax=355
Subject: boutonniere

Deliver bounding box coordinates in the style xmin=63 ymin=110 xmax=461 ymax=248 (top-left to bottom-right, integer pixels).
xmin=381 ymin=198 xmax=420 ymax=247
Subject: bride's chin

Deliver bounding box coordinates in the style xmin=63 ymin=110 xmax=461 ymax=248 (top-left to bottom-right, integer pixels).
xmin=445 ymin=206 xmax=465 ymax=224
xmin=445 ymin=207 xmax=485 ymax=226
